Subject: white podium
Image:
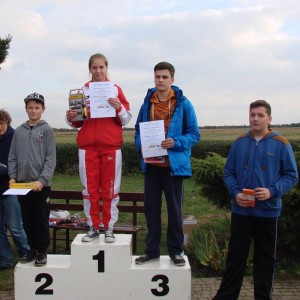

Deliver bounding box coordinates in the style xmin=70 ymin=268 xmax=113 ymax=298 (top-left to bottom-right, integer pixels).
xmin=14 ymin=234 xmax=191 ymax=299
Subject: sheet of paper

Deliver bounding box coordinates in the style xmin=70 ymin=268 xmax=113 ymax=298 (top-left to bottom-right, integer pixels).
xmin=139 ymin=120 xmax=168 ymax=158
xmin=89 ymin=82 xmax=116 ymax=118
xmin=3 ymin=189 xmax=31 ymax=195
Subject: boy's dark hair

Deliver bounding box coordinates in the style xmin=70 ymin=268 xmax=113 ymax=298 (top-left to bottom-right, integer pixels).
xmin=154 ymin=62 xmax=175 ymax=78
xmin=250 ymin=100 xmax=271 ymax=116
xmin=0 ymin=109 xmax=12 ymax=125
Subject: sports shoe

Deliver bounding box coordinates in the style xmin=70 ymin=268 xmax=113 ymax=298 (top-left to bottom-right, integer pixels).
xmin=104 ymin=228 xmax=116 ymax=243
xmin=81 ymin=227 xmax=99 ymax=242
xmin=170 ymin=255 xmax=186 ymax=266
xmin=135 ymin=254 xmax=160 ymax=265
xmin=20 ymin=249 xmax=36 ymax=264
xmin=35 ymin=252 xmax=47 ymax=267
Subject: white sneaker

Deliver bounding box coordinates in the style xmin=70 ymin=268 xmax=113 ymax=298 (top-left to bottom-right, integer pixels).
xmin=81 ymin=228 xmax=99 ymax=242
xmin=104 ymin=228 xmax=115 ymax=243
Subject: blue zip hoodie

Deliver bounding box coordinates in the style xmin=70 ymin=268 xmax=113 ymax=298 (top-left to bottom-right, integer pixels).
xmin=224 ymin=130 xmax=298 ymax=217
xmin=135 ymin=85 xmax=200 ymax=177
xmin=0 ymin=126 xmax=14 ymax=195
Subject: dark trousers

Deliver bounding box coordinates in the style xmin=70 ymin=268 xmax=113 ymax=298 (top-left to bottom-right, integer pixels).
xmin=213 ymin=213 xmax=278 ymax=300
xmin=18 ymin=187 xmax=51 ymax=252
xmin=144 ymin=165 xmax=184 ymax=257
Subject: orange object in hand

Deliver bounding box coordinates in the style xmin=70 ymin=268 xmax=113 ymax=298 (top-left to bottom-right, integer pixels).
xmin=243 ymin=189 xmax=255 ymax=207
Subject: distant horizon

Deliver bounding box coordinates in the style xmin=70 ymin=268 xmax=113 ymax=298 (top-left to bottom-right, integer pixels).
xmin=53 ymin=123 xmax=300 ymax=131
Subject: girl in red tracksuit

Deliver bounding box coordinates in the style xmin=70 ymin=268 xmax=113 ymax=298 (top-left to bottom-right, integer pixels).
xmin=66 ymin=53 xmax=131 ymax=243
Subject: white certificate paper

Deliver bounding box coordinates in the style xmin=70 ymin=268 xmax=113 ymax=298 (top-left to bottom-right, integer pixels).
xmin=3 ymin=189 xmax=31 ymax=195
xmin=89 ymin=82 xmax=116 ymax=118
xmin=139 ymin=120 xmax=168 ymax=158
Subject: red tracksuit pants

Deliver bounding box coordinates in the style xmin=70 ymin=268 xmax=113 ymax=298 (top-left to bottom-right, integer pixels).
xmin=78 ymin=148 xmax=121 ymax=230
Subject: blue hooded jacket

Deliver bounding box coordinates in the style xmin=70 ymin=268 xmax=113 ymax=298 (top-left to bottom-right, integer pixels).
xmin=0 ymin=126 xmax=14 ymax=195
xmin=224 ymin=130 xmax=298 ymax=217
xmin=135 ymin=85 xmax=200 ymax=177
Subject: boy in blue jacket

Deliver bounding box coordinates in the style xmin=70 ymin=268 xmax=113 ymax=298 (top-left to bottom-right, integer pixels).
xmin=0 ymin=109 xmax=30 ymax=268
xmin=213 ymin=100 xmax=298 ymax=300
xmin=134 ymin=62 xmax=200 ymax=266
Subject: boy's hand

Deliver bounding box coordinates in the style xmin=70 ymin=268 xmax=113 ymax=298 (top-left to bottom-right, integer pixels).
xmin=236 ymin=192 xmax=253 ymax=208
xmin=161 ymin=138 xmax=174 ymax=149
xmin=254 ymin=187 xmax=271 ymax=201
xmin=33 ymin=181 xmax=44 ymax=192
xmin=9 ymin=178 xmax=16 ymax=186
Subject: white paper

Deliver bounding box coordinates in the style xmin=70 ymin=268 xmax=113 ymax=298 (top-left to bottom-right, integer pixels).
xmin=89 ymin=82 xmax=116 ymax=118
xmin=3 ymin=189 xmax=31 ymax=195
xmin=139 ymin=120 xmax=168 ymax=158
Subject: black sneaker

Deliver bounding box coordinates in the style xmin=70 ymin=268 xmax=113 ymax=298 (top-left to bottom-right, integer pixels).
xmin=81 ymin=227 xmax=99 ymax=242
xmin=135 ymin=254 xmax=160 ymax=265
xmin=35 ymin=252 xmax=47 ymax=267
xmin=20 ymin=250 xmax=36 ymax=264
xmin=170 ymin=255 xmax=186 ymax=266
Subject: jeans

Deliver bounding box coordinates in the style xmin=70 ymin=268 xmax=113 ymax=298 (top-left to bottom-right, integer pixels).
xmin=0 ymin=195 xmax=29 ymax=268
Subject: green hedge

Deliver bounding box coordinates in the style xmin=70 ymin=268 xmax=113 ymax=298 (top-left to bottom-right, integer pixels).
xmin=56 ymin=143 xmax=79 ymax=174
xmin=278 ymin=151 xmax=300 ymax=252
xmin=56 ymin=142 xmax=142 ymax=175
xmin=56 ymin=140 xmax=300 ymax=175
xmin=55 ymin=140 xmax=235 ymax=175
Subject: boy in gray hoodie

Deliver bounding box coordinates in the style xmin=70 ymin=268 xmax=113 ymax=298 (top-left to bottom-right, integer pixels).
xmin=8 ymin=93 xmax=56 ymax=267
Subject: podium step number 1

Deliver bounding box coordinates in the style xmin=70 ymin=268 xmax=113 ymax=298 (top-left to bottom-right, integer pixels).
xmin=15 ymin=234 xmax=191 ymax=299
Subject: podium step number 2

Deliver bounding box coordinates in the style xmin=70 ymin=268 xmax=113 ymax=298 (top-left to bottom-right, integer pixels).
xmin=15 ymin=234 xmax=191 ymax=299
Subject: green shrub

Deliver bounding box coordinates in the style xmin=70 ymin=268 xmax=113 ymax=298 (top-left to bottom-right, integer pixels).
xmin=278 ymin=151 xmax=300 ymax=253
xmin=279 ymin=189 xmax=300 ymax=252
xmin=56 ymin=143 xmax=79 ymax=174
xmin=121 ymin=143 xmax=141 ymax=175
xmin=192 ymin=141 xmax=232 ymax=159
xmin=191 ymin=153 xmax=231 ymax=208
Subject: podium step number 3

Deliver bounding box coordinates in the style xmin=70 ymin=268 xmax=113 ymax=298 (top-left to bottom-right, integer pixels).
xmin=15 ymin=234 xmax=191 ymax=299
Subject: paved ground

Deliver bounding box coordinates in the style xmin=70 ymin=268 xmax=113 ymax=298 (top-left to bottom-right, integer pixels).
xmin=191 ymin=277 xmax=300 ymax=300
xmin=1 ymin=277 xmax=299 ymax=299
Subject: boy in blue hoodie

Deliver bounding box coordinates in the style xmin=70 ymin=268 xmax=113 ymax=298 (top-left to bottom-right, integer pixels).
xmin=213 ymin=100 xmax=298 ymax=300
xmin=0 ymin=109 xmax=30 ymax=268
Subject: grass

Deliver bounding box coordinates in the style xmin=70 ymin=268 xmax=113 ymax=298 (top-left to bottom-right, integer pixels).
xmin=55 ymin=130 xmax=135 ymax=144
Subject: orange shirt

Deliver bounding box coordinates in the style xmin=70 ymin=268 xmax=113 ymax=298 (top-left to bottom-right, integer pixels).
xmin=149 ymin=90 xmax=176 ymax=167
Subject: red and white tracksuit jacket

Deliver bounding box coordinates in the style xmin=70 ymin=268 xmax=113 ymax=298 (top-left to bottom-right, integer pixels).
xmin=69 ymin=80 xmax=131 ymax=230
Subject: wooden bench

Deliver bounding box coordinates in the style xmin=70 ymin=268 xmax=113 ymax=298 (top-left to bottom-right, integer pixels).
xmin=49 ymin=190 xmax=144 ymax=254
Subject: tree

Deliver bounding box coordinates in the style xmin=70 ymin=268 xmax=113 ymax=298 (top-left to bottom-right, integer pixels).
xmin=0 ymin=34 xmax=13 ymax=69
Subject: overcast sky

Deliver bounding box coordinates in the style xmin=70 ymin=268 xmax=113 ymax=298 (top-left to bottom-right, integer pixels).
xmin=1 ymin=0 xmax=299 ymax=129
